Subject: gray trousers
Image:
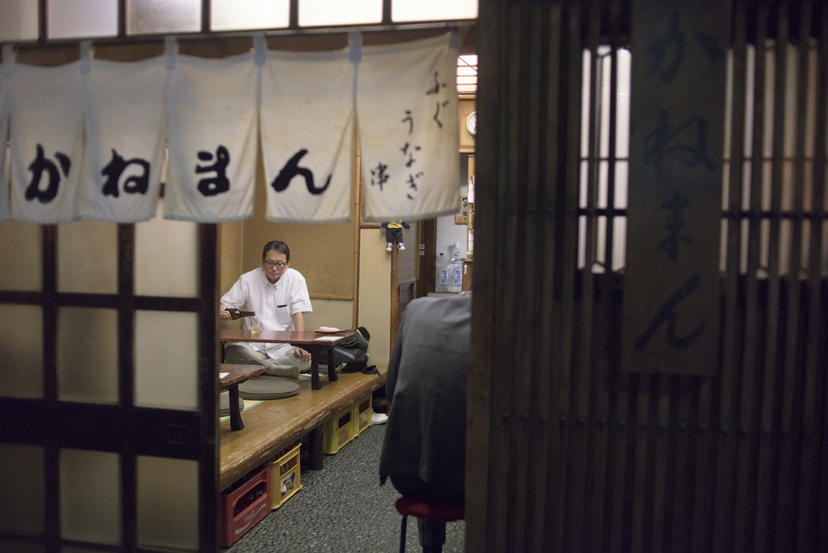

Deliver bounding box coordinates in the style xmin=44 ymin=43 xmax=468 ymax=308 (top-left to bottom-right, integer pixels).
xmin=224 ymin=343 xmax=311 ymax=379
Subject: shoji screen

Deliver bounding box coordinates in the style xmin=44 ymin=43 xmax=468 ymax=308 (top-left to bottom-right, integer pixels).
xmin=0 ymin=212 xmax=219 ymax=552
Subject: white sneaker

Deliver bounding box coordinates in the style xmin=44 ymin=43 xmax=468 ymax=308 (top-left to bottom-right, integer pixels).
xmin=371 ymin=411 xmax=388 ymax=425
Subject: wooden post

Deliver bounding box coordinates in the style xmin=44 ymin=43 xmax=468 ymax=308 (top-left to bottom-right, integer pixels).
xmin=390 ymin=242 xmax=399 ymax=355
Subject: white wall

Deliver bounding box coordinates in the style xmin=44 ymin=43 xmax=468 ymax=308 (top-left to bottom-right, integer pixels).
xmin=436 ymin=153 xmax=470 ymax=262
xmin=436 ymin=210 xmax=468 ymax=260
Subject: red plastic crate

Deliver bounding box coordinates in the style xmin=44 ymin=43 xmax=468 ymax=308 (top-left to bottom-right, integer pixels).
xmin=221 ymin=464 xmax=271 ymax=548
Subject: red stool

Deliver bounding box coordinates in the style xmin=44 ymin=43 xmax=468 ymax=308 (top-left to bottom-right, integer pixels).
xmin=395 ymin=496 xmax=465 ymax=553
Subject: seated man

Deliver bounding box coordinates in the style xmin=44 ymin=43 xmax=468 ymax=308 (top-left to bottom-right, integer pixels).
xmin=220 ymin=240 xmax=312 ymax=378
xmin=379 ymin=289 xmax=471 ymax=548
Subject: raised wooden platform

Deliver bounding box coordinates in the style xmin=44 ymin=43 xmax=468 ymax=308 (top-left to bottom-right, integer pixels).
xmin=219 ymin=366 xmax=387 ymax=491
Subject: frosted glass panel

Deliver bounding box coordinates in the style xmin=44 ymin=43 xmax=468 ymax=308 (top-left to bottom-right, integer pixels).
xmin=58 ymin=307 xmax=119 ymax=404
xmin=60 ymin=449 xmax=121 ymax=545
xmin=134 ymin=310 xmax=199 ymax=410
xmin=135 ymin=201 xmax=199 ymax=297
xmin=212 ymin=0 xmax=289 ymax=30
xmin=0 ymin=443 xmax=45 ymax=535
xmin=128 ymin=0 xmax=201 ymax=34
xmin=0 ymin=0 xmax=38 ymax=41
xmin=48 ymin=0 xmax=117 ymax=39
xmin=0 ymin=221 xmax=42 ymax=291
xmin=57 ymin=221 xmax=118 ymax=294
xmin=299 ymin=0 xmax=382 ymax=26
xmin=392 ymin=0 xmax=477 ymax=22
xmin=0 ymin=305 xmax=43 ymax=399
xmin=137 ymin=456 xmax=199 ymax=551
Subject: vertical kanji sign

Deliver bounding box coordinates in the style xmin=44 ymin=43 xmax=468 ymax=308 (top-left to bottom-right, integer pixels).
xmin=623 ymin=0 xmax=731 ymax=374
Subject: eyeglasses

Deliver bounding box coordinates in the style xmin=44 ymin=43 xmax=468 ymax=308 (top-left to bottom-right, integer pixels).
xmin=264 ymin=260 xmax=287 ymax=269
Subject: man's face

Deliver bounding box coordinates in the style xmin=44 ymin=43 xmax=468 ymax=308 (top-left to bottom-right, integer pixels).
xmin=262 ymin=251 xmax=289 ymax=283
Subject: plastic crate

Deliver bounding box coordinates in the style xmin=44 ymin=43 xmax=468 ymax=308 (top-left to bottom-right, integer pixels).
xmin=220 ymin=464 xmax=270 ymax=548
xmin=323 ymin=407 xmax=355 ymax=454
xmin=270 ymin=442 xmax=302 ymax=510
xmin=353 ymin=394 xmax=373 ymax=436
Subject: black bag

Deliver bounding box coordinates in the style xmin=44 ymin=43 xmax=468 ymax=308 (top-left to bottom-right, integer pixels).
xmin=319 ymin=326 xmax=370 ymax=373
xmin=338 ymin=326 xmax=370 ymax=350
xmin=319 ymin=345 xmax=369 ymax=372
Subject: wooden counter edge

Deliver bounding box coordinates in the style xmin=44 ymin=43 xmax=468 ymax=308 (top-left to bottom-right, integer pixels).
xmin=219 ymin=367 xmax=387 ymax=491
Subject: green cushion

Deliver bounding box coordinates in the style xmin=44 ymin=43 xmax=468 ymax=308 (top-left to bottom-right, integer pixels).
xmin=238 ymin=376 xmax=300 ymax=400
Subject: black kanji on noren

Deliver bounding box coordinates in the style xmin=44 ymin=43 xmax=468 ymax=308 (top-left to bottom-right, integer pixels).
xmin=400 ymin=143 xmax=421 ymax=168
xmin=406 ymin=171 xmax=424 ymax=200
xmin=25 ymin=144 xmax=70 ymax=204
xmin=402 ymin=110 xmax=414 ymax=135
xmin=370 ymin=161 xmax=389 ymax=191
xmin=196 ymin=145 xmax=231 ymax=197
xmin=271 ymin=149 xmax=331 ymax=196
xmin=101 ymin=149 xmax=150 ymax=198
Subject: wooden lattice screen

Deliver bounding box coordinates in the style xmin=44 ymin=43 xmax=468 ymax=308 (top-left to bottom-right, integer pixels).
xmin=469 ymin=0 xmax=828 ymax=551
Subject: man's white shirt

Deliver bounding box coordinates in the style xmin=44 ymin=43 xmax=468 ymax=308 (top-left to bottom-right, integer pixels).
xmin=220 ymin=267 xmax=312 ymax=358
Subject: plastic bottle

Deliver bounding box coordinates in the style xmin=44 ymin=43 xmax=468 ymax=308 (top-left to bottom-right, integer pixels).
xmin=447 ymin=255 xmax=458 ymax=293
xmin=449 ymin=247 xmax=463 ymax=293
xmin=435 ymin=253 xmax=449 ymax=292
xmin=456 ymin=243 xmax=465 ymax=291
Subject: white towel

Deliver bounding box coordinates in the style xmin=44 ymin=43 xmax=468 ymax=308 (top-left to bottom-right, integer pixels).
xmin=78 ymin=56 xmax=167 ymax=222
xmin=357 ymin=33 xmax=461 ymax=222
xmin=261 ymin=48 xmax=354 ymax=224
xmin=164 ymin=47 xmax=258 ymax=222
xmin=9 ymin=62 xmax=84 ymax=223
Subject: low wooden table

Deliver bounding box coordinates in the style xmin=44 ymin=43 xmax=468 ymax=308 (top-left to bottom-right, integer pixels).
xmin=220 ymin=364 xmax=265 ymax=431
xmin=219 ymin=329 xmax=355 ymax=390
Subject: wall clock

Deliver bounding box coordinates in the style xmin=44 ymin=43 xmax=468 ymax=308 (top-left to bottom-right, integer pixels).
xmin=466 ymin=111 xmax=477 ymax=136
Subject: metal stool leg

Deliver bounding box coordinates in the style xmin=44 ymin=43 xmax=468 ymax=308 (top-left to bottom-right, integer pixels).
xmin=400 ymin=514 xmax=408 ymax=553
xmin=418 ymin=518 xmax=446 ymax=553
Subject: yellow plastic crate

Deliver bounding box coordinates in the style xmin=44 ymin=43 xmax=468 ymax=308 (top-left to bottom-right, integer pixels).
xmin=323 ymin=407 xmax=355 ymax=454
xmin=353 ymin=394 xmax=373 ymax=436
xmin=270 ymin=442 xmax=302 ymax=510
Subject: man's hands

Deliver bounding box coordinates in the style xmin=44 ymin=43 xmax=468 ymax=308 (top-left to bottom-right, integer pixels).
xmin=294 ymin=347 xmax=311 ymax=364
xmin=219 ymin=311 xmax=231 ymax=321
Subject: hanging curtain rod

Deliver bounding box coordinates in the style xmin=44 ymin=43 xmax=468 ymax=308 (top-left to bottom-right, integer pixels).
xmin=4 ymin=20 xmax=476 ymax=51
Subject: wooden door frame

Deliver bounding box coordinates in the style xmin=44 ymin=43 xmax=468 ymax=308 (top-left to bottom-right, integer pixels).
xmin=416 ymin=219 xmax=438 ymax=298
